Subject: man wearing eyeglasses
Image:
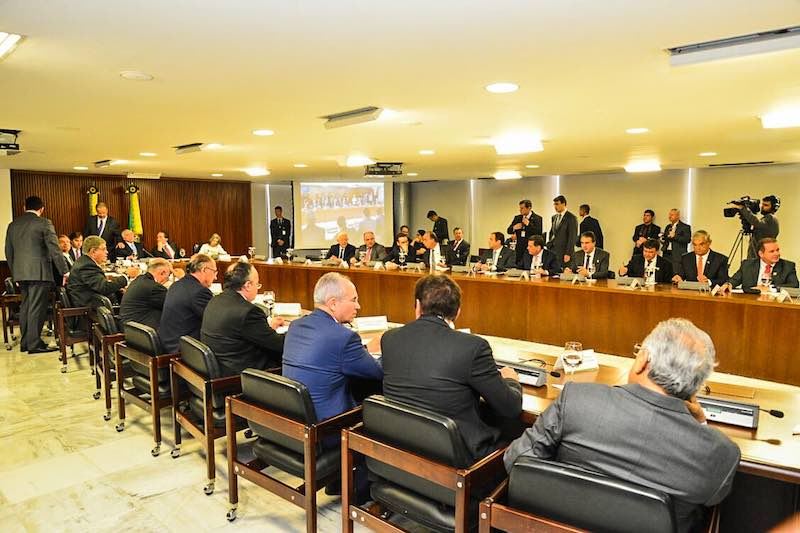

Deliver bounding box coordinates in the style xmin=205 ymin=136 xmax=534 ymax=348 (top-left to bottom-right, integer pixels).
xmin=201 ymin=261 xmax=285 ymax=376
xmin=159 ymin=254 xmax=218 ymax=353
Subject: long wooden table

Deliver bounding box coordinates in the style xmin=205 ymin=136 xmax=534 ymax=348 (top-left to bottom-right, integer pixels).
xmin=209 ymin=261 xmax=800 ymax=386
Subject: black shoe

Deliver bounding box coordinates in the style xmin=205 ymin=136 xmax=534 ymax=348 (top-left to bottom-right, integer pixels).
xmin=28 ymin=346 xmax=58 ymax=354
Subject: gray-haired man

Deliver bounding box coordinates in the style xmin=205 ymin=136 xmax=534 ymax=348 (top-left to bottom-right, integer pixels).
xmin=504 ymin=318 xmax=740 ymax=532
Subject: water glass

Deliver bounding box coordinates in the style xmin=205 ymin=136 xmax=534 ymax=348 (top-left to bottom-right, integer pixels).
xmin=563 ymin=341 xmax=583 ymax=376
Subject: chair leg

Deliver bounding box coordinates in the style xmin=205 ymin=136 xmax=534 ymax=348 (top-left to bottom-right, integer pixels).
xmin=455 ymin=474 xmax=470 ymax=533
xmin=478 ymin=499 xmax=492 ymax=533
xmin=170 ymin=369 xmax=181 ymax=459
xmin=304 ymin=426 xmax=317 ymax=533
xmin=115 ymin=345 xmax=126 ymax=432
xmin=203 ymin=396 xmax=215 ymax=495
xmin=103 ymin=344 xmax=113 ymax=421
xmin=149 ymin=360 xmax=161 ymax=457
xmin=225 ymin=398 xmax=238 ymax=522
xmin=342 ymin=430 xmax=355 ymax=533
xmin=57 ymin=314 xmax=68 ymax=373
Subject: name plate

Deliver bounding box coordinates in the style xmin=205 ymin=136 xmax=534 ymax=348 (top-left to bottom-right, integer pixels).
xmin=273 ymin=302 xmax=302 ymax=316
xmin=354 ymin=315 xmax=389 ymax=332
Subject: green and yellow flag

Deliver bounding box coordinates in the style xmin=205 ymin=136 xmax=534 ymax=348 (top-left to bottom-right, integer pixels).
xmin=126 ymin=184 xmax=143 ymax=235
xmin=87 ymin=185 xmax=99 ymax=215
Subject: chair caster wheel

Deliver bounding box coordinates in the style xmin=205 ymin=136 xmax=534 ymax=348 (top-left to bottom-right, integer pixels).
xmin=115 ymin=422 xmax=125 ymax=432
xmin=203 ymin=482 xmax=214 ymax=495
xmin=4 ymin=344 xmax=10 ymax=351
xmin=244 ymin=429 xmax=254 ymax=439
xmin=170 ymin=448 xmax=180 ymax=459
xmin=60 ymin=366 xmax=67 ymax=373
xmin=103 ymin=412 xmax=111 ymax=421
xmin=151 ymin=445 xmax=160 ymax=457
xmin=226 ymin=509 xmax=237 ymax=522
xmin=92 ymin=391 xmax=101 ymax=400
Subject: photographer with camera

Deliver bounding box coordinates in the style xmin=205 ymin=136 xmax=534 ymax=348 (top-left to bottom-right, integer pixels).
xmin=725 ymin=195 xmax=780 ymax=258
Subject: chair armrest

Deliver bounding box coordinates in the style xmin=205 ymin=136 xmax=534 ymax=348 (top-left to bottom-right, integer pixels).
xmin=464 ymin=446 xmax=508 ymax=488
xmin=483 ymin=477 xmax=508 ymax=505
xmin=60 ymin=307 xmax=92 ymax=317
xmin=317 ymin=405 xmax=363 ymax=437
xmin=209 ymin=375 xmax=243 ymax=395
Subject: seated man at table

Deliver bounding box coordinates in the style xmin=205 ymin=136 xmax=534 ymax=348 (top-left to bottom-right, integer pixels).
xmin=722 ymin=238 xmax=798 ymax=294
xmin=112 ymin=229 xmax=144 ymax=261
xmin=564 ymin=231 xmax=610 ymax=279
xmin=522 ymin=235 xmax=560 ymax=276
xmin=476 ymin=231 xmax=517 ymax=272
xmin=67 ymin=236 xmax=139 ymax=311
xmin=159 ymin=254 xmax=216 ymax=353
xmin=672 ymin=230 xmax=729 ymax=288
xmin=384 ymin=232 xmax=419 ymax=269
xmin=352 ymin=231 xmax=387 ymax=265
xmin=619 ymin=239 xmax=672 ymax=283
xmin=504 ymin=318 xmax=740 ymax=532
xmin=119 ymin=258 xmax=172 ymax=329
xmin=446 ymin=227 xmax=471 ymax=266
xmin=326 ymin=231 xmax=357 ymax=265
xmin=59 ymin=234 xmax=74 ymax=269
xmin=381 ymin=274 xmax=522 ymax=464
xmin=201 ymin=261 xmax=285 ymax=376
xmin=283 ymin=272 xmax=383 ymax=422
xmin=419 ymin=231 xmax=446 ymax=268
xmin=150 ymin=230 xmax=181 ymax=260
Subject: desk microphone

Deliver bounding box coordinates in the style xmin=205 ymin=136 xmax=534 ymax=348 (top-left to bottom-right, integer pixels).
xmin=140 ymin=246 xmax=154 ymax=258
xmin=759 ymin=408 xmax=785 ymax=418
xmin=549 ymin=371 xmax=562 ymax=378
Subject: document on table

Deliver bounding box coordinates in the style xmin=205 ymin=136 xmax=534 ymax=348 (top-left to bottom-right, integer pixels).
xmin=273 ymin=302 xmax=302 ymax=316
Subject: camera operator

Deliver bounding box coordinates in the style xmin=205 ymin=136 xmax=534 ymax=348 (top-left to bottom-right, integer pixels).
xmin=727 ymin=195 xmax=780 ymax=258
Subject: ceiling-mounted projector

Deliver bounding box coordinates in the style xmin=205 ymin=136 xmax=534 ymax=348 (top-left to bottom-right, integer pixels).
xmin=320 ymin=106 xmax=383 ymax=129
xmin=174 ymin=142 xmax=205 ymax=155
xmin=94 ymin=159 xmax=112 ymax=168
xmin=0 ymin=128 xmax=21 ymax=156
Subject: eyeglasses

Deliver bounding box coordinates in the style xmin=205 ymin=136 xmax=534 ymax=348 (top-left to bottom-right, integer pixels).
xmin=247 ymin=281 xmax=262 ymax=290
xmin=203 ymin=267 xmax=218 ymax=273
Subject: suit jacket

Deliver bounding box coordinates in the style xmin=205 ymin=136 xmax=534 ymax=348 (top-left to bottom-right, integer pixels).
xmin=508 ymin=213 xmax=544 ymax=264
xmin=547 ymin=211 xmax=578 ymax=264
xmin=382 ymin=315 xmax=523 ymax=464
xmin=4 ymin=212 xmax=68 ymax=282
xmin=326 ymin=243 xmax=357 ymax=262
xmin=63 ymin=252 xmax=75 ymax=270
xmin=119 ymin=272 xmax=167 ymax=329
xmin=522 ymin=249 xmax=561 ymax=275
xmin=479 ymin=246 xmax=517 ymax=272
xmin=384 ymin=246 xmax=419 ymax=264
xmin=66 ymin=255 xmax=128 ymax=309
xmin=282 ymin=309 xmax=383 ymax=421
xmin=150 ymin=241 xmax=181 ymax=260
xmin=432 ymin=217 xmax=450 ymax=244
xmin=201 ymin=288 xmax=284 ymax=377
xmin=504 ymin=383 xmax=740 ymax=533
xmin=624 ymin=255 xmax=673 ymax=283
xmin=728 ymin=258 xmax=799 ymax=294
xmin=740 ymin=209 xmax=779 ymax=258
xmin=112 ymin=241 xmax=144 ymax=261
xmin=577 ymin=216 xmax=604 ymax=250
xmin=69 ymin=248 xmax=82 ymax=263
xmin=567 ymin=248 xmax=611 ymax=279
xmin=676 ymin=250 xmax=729 ymax=288
xmin=159 ymin=274 xmax=213 ymax=353
xmin=84 ymin=215 xmax=121 ymax=247
xmin=446 ymin=239 xmax=471 ymax=266
xmin=661 ymin=220 xmax=692 ymax=257
xmin=270 ymin=217 xmax=292 ymax=250
xmin=356 ymin=243 xmax=388 ymax=263
xmin=631 ymin=223 xmax=661 ymax=255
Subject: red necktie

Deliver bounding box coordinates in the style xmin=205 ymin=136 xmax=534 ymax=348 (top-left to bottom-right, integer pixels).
xmin=697 ymin=255 xmax=703 ymax=277
xmin=765 ymin=263 xmax=772 ymax=278
xmin=166 ymin=244 xmax=174 ymax=259
xmin=365 ymin=247 xmax=372 ymax=262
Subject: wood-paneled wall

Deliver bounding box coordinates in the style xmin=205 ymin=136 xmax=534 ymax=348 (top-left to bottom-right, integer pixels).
xmin=10 ymin=170 xmax=253 ymax=254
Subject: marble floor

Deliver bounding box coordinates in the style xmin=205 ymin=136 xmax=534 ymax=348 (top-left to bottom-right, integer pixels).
xmin=0 ymin=339 xmax=374 ymax=533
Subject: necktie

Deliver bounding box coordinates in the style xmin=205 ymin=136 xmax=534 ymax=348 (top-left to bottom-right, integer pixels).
xmin=764 ymin=263 xmax=773 ymax=280
xmin=166 ymin=244 xmax=174 ymax=259
xmin=365 ymin=247 xmax=371 ymax=262
xmin=98 ymin=218 xmax=105 ymax=236
xmin=555 ymin=214 xmax=562 ymax=229
xmin=339 ymin=247 xmax=344 ymax=259
xmin=647 ymin=260 xmax=652 ymax=269
xmin=584 ymin=254 xmax=589 ymax=268
xmin=697 ymin=255 xmax=703 ymax=277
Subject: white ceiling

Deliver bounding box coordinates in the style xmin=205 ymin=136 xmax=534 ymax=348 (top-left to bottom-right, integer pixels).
xmin=1 ymin=0 xmax=800 ymax=181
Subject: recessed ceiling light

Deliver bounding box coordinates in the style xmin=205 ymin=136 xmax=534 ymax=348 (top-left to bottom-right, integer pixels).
xmin=243 ymin=167 xmax=270 ymax=177
xmin=204 ymin=143 xmax=223 ymax=150
xmin=252 ymin=129 xmax=275 ymax=136
xmin=139 ymin=152 xmax=157 ymax=157
xmin=760 ymin=109 xmax=800 ymax=129
xmin=110 ymin=160 xmax=128 ymax=165
xmin=345 ymin=155 xmax=376 ymax=167
xmin=73 ymin=166 xmax=88 ymax=171
xmin=494 ymin=170 xmax=522 ymax=180
xmin=418 ymin=149 xmax=435 ymax=155
xmin=119 ymin=70 xmax=154 ymax=81
xmin=698 ymin=151 xmax=718 ymax=157
xmin=293 ymin=163 xmax=308 ymax=168
xmin=0 ymin=33 xmax=23 ymax=61
xmin=485 ymin=82 xmax=519 ymax=94
xmin=211 ymin=173 xmax=223 ymax=177
xmin=626 ymin=127 xmax=649 ymax=134
xmin=525 ymin=164 xmax=540 ymax=169
xmin=492 ymin=133 xmax=543 ymax=155
xmin=407 ymin=172 xmax=419 ymax=177
xmin=624 ymin=159 xmax=661 ymax=173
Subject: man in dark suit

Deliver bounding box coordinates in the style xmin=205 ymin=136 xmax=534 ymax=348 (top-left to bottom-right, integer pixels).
xmin=508 ymin=199 xmax=543 ymax=268
xmin=201 ymin=261 xmax=285 ymax=376
xmin=576 ymin=204 xmax=604 ymax=250
xmin=427 ymin=210 xmax=450 ymax=245
xmin=477 ymin=232 xmax=517 ymax=272
xmin=112 ymin=229 xmax=145 ymax=261
xmin=619 ymin=239 xmax=673 ymax=283
xmin=58 ymin=235 xmax=74 ymax=269
xmin=504 ymin=318 xmax=740 ymax=532
xmin=419 ymin=231 xmax=446 ymax=268
xmin=632 ymin=209 xmax=661 ymax=256
xmin=381 ymin=274 xmax=522 ymax=464
xmin=84 ymin=202 xmax=121 ymax=248
xmin=68 ymin=232 xmax=83 ymax=263
xmin=326 ymin=231 xmax=357 ymax=265
xmin=283 ymin=272 xmax=383 ymax=422
xmin=119 ymin=258 xmax=172 ymax=329
xmin=672 ymin=230 xmax=729 ymax=288
xmin=384 ymin=233 xmax=419 ymax=268
xmin=729 ymin=195 xmax=780 ymax=258
xmin=159 ymin=254 xmax=217 ymax=353
xmin=269 ymin=205 xmax=291 ymax=258
xmin=446 ymin=227 xmax=471 ymax=266
xmin=564 ymin=231 xmax=610 ymax=279
xmin=546 ymin=195 xmax=578 ymax=268
xmin=4 ymin=196 xmax=70 ymax=353
xmin=661 ymin=208 xmax=691 ymax=271
xmin=150 ymin=230 xmax=182 ymax=260
xmin=723 ymin=238 xmax=798 ymax=294
xmin=522 ymin=235 xmax=561 ymax=276
xmin=354 ymin=231 xmax=387 ymax=265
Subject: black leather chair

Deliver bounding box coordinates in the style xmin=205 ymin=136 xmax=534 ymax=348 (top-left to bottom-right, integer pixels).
xmin=479 ymin=457 xmax=718 ymax=533
xmin=170 ymin=336 xmax=244 ymax=495
xmin=225 ymin=369 xmax=362 ymax=532
xmin=91 ymin=304 xmax=125 ymax=421
xmin=55 ymin=287 xmax=92 ymax=373
xmin=115 ymin=321 xmax=180 ymax=456
xmin=342 ymin=395 xmax=506 ymax=533
xmin=1 ymin=277 xmax=21 ymax=350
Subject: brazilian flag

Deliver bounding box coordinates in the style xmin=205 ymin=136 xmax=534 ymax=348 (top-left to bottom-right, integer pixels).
xmin=126 ymin=184 xmax=143 ymax=235
xmin=87 ymin=185 xmax=99 ymax=215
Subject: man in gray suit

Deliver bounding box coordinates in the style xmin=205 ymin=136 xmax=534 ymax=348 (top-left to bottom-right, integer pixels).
xmin=722 ymin=238 xmax=798 ymax=294
xmin=546 ymin=195 xmax=578 ymax=268
xmin=353 ymin=231 xmax=387 ymax=265
xmin=563 ymin=231 xmax=610 ymax=279
xmin=4 ymin=196 xmax=69 ymax=353
xmin=504 ymin=318 xmax=740 ymax=532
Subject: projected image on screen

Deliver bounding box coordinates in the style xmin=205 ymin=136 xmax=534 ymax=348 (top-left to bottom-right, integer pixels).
xmin=297 ymin=182 xmax=388 ymax=249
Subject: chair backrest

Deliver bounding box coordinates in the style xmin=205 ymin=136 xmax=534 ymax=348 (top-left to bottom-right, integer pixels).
xmin=179 ymin=336 xmax=226 ymax=408
xmin=95 ymin=306 xmax=119 ymax=335
xmin=92 ymin=294 xmax=114 ymax=311
xmin=507 ymin=457 xmax=677 ymax=533
xmin=123 ymin=321 xmax=162 ymax=356
xmin=57 ymin=287 xmax=79 ymax=330
xmin=241 ymin=369 xmax=318 ymax=455
xmin=362 ymin=395 xmax=472 ymax=506
xmin=4 ymin=277 xmax=17 ymax=295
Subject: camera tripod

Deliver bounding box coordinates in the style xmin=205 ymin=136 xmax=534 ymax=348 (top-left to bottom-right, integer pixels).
xmin=727 ymin=228 xmax=752 ymax=270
